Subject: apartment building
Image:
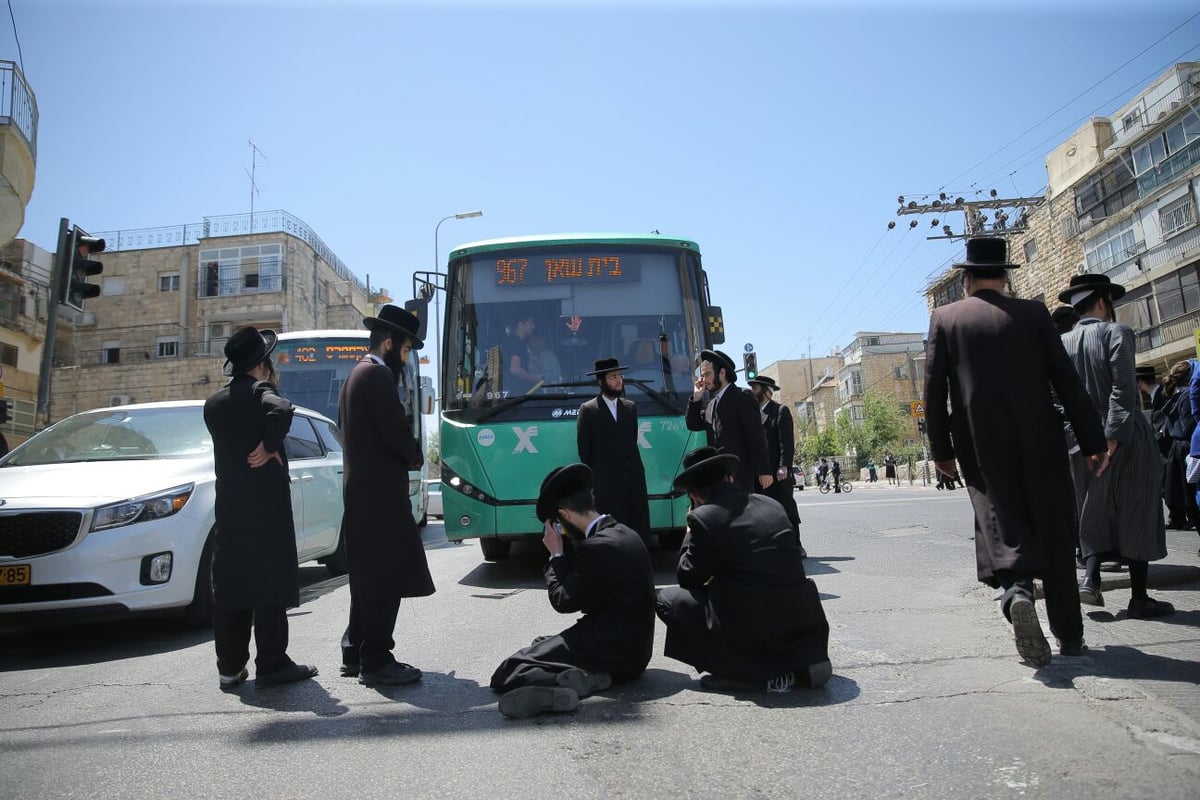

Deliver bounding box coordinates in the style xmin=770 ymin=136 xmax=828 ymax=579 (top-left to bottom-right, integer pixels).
xmin=0 ymin=238 xmax=53 ymax=447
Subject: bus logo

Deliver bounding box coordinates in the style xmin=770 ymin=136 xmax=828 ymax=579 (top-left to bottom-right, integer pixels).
xmin=513 ymin=426 xmax=540 ymax=454
xmin=638 ymin=421 xmax=652 ymax=449
xmin=551 ymin=408 xmax=579 ymax=419
xmin=477 ymin=429 xmax=496 ymax=447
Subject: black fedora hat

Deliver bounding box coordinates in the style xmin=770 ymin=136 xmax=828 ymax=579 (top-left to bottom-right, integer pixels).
xmin=363 ymin=304 xmax=425 ymax=350
xmin=223 ymin=326 xmax=277 ymax=376
xmin=535 ymin=463 xmax=593 ymax=523
xmin=1134 ymin=365 xmax=1158 ymax=382
xmin=673 ymin=446 xmax=739 ymax=492
xmin=953 ymin=237 xmax=1018 ymax=271
xmin=1050 ymin=305 xmax=1079 ymax=325
xmin=700 ymin=349 xmax=738 ymax=382
xmin=1057 ymin=273 xmax=1126 ymax=306
xmin=748 ymin=375 xmax=781 ymax=393
xmin=586 ymin=357 xmax=629 ymax=377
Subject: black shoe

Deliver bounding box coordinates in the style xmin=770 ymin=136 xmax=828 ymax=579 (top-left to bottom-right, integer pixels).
xmin=256 ymin=662 xmax=318 ymax=687
xmin=698 ymin=673 xmax=758 ymax=693
xmin=1079 ymin=578 xmax=1104 ymax=607
xmin=797 ymin=660 xmax=833 ymax=688
xmin=1009 ymin=597 xmax=1051 ymax=667
xmin=1127 ymin=597 xmax=1175 ymax=619
xmin=1057 ymin=640 xmax=1087 ymax=657
xmin=498 ymin=686 xmax=579 ymax=718
xmin=359 ymin=661 xmax=422 ymax=686
xmin=340 ymin=663 xmax=360 ymax=678
xmin=555 ymin=668 xmax=612 ymax=699
xmin=218 ymin=667 xmax=249 ymax=691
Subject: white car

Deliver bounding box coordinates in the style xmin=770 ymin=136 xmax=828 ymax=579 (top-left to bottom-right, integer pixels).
xmin=425 ymin=478 xmax=442 ymax=519
xmin=0 ymin=400 xmax=347 ymax=627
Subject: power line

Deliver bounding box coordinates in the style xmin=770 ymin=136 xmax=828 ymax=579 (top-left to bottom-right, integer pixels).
xmin=6 ymin=0 xmax=24 ymax=75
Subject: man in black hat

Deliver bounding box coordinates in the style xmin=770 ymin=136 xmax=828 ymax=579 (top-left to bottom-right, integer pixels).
xmin=747 ymin=375 xmax=804 ymax=553
xmin=338 ymin=304 xmax=434 ymax=686
xmin=655 ymin=447 xmax=830 ymax=692
xmin=686 ymin=349 xmax=771 ymax=492
xmin=1059 ymin=274 xmax=1173 ymax=619
xmin=490 ymin=464 xmax=655 ymax=718
xmin=1051 ymin=305 xmax=1080 ymax=335
xmin=926 ymin=237 xmax=1109 ymax=666
xmin=576 ymin=357 xmax=651 ymax=543
xmin=203 ymin=327 xmax=318 ymax=689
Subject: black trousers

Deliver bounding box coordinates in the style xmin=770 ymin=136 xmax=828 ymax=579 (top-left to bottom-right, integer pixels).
xmin=213 ymin=607 xmax=289 ymax=676
xmin=761 ymin=480 xmax=802 ymax=545
xmin=490 ymin=634 xmax=582 ymax=693
xmin=341 ymin=592 xmax=402 ymax=673
xmin=994 ymin=546 xmax=1083 ymax=645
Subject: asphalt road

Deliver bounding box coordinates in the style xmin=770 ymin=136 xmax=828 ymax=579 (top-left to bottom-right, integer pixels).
xmin=2 ymin=484 xmax=1198 ymax=799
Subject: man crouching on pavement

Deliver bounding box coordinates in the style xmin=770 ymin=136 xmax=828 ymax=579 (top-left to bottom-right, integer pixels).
xmin=490 ymin=464 xmax=656 ymax=718
xmin=656 ymin=447 xmax=832 ymax=693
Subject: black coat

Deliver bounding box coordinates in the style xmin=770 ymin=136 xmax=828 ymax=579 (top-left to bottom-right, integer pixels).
xmin=925 ymin=290 xmax=1106 ymax=584
xmin=544 ymin=516 xmax=656 ymax=679
xmin=339 ymin=356 xmax=434 ymax=600
xmin=686 ymin=385 xmax=771 ymax=491
xmin=576 ymin=394 xmax=650 ymax=537
xmin=203 ymin=375 xmax=299 ymax=611
xmin=761 ymin=399 xmax=796 ymax=488
xmin=661 ymin=483 xmax=829 ymax=682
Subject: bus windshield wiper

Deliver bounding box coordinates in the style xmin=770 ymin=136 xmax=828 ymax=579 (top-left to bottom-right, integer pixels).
xmin=624 ymin=378 xmax=684 ymax=414
xmin=476 ymin=391 xmax=581 ymax=422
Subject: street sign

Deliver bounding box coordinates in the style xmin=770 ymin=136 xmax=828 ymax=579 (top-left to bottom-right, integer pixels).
xmin=910 ymin=401 xmax=925 ymax=418
xmin=744 ymin=343 xmax=754 ymax=353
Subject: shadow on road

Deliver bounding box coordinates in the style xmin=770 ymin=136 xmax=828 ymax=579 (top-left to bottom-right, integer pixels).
xmin=233 ymin=676 xmax=351 ymax=717
xmin=1034 ymin=643 xmax=1200 ymax=688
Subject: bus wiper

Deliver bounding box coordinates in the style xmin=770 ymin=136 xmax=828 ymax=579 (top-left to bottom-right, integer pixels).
xmin=476 ymin=391 xmax=582 ymax=422
xmin=624 ymin=378 xmax=684 ymax=414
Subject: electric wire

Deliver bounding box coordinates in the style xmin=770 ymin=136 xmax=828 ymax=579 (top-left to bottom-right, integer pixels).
xmin=6 ymin=0 xmax=23 ymax=75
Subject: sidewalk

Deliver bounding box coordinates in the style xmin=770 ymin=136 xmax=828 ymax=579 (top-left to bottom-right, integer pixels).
xmin=1085 ymin=527 xmax=1200 ymax=592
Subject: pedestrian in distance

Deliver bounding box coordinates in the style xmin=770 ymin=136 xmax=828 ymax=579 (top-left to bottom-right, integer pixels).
xmin=884 ymin=452 xmax=897 ymax=485
xmin=747 ymin=375 xmax=805 ymax=555
xmin=1160 ymin=360 xmax=1198 ymax=531
xmin=830 ymin=458 xmax=842 ymax=493
xmin=491 ymin=464 xmax=655 ymax=719
xmin=338 ymin=305 xmax=434 ymax=686
xmin=655 ymin=447 xmax=832 ymax=693
xmin=867 ymin=458 xmax=878 ymax=483
xmin=925 ymin=237 xmax=1110 ymax=667
xmin=1059 ymin=274 xmax=1174 ymax=619
xmin=685 ymin=349 xmax=771 ymax=493
xmin=203 ymin=327 xmax=318 ymax=690
xmin=576 ymin=357 xmax=651 ymax=544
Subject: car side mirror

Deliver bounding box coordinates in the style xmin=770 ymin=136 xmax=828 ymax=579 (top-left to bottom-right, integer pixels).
xmin=419 ymin=387 xmax=435 ymax=415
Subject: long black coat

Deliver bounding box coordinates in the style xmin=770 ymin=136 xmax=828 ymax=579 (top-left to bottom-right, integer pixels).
xmin=576 ymin=394 xmax=650 ymax=537
xmin=339 ymin=356 xmax=433 ymax=600
xmin=203 ymin=375 xmax=299 ymax=611
xmin=660 ymin=483 xmax=829 ymax=683
xmin=761 ymin=398 xmax=796 ymax=488
xmin=925 ymin=290 xmax=1106 ymax=584
xmin=686 ymin=385 xmax=770 ymax=491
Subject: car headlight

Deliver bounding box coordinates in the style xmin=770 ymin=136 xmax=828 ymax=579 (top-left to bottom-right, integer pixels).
xmin=91 ymin=484 xmax=195 ymax=532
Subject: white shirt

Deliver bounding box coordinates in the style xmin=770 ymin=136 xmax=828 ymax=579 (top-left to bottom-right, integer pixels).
xmin=602 ymin=394 xmax=620 ymax=421
xmin=365 ymin=353 xmax=385 ymax=366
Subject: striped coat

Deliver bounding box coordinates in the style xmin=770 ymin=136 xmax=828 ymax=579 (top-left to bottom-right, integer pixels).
xmin=1061 ymin=318 xmax=1167 ymax=562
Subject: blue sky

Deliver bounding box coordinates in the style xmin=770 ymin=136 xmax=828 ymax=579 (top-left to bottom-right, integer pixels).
xmin=9 ymin=0 xmax=1200 ymax=391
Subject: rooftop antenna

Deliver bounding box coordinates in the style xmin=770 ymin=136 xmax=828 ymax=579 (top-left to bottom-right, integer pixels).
xmin=246 ymin=139 xmax=267 ymax=233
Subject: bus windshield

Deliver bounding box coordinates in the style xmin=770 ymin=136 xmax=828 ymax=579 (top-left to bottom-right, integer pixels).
xmin=443 ymin=244 xmax=705 ymax=422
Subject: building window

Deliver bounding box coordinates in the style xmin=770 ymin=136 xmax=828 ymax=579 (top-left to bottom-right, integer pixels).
xmin=865 ymin=336 xmax=880 ymax=347
xmin=1132 ymin=110 xmax=1200 ymax=176
xmin=156 ymin=337 xmax=179 ymax=358
xmin=1152 ymin=267 xmax=1200 ymax=324
xmin=932 ymin=279 xmax=965 ymax=309
xmin=0 ymin=341 xmax=16 ymax=367
xmin=1023 ymin=239 xmax=1038 ymax=263
xmin=1060 ymin=216 xmax=1079 ymax=239
xmin=1074 ymin=160 xmax=1137 ymax=224
xmin=159 ymin=273 xmax=181 ymax=292
xmin=849 ymin=405 xmax=865 ymax=422
xmin=102 ymin=276 xmax=125 ymax=296
xmin=1122 ymin=109 xmax=1142 ymax=132
xmin=0 ymin=281 xmax=17 ymax=323
xmin=1160 ymin=195 xmax=1196 ymax=240
xmin=101 ymin=340 xmax=121 ymax=364
xmin=1084 ymin=219 xmax=1141 ymax=274
xmin=198 ymin=243 xmax=283 ymax=297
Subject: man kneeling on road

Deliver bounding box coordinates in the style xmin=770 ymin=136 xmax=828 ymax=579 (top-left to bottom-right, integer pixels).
xmin=657 ymin=447 xmax=832 ymax=693
xmin=490 ymin=464 xmax=656 ymax=718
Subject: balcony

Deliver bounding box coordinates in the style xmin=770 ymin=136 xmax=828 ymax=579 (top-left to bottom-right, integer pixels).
xmin=1133 ymin=306 xmax=1200 ymax=361
xmin=0 ymin=61 xmax=38 ymax=246
xmin=1137 ymin=136 xmax=1200 ymax=196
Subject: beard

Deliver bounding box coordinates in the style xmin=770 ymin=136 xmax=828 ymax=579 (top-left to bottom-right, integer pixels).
xmin=600 ymin=383 xmax=623 ymax=399
xmin=560 ymin=518 xmax=587 ymax=542
xmin=383 ymin=344 xmax=406 ymax=383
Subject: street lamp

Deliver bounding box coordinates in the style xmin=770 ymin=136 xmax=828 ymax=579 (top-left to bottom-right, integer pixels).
xmin=433 ymin=211 xmax=483 ymax=406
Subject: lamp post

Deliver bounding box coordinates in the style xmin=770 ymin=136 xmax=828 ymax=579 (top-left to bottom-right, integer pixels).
xmin=433 ymin=211 xmax=483 ymax=405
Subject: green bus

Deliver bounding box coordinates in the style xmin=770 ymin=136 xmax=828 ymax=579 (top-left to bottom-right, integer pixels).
xmin=424 ymin=233 xmax=724 ymax=560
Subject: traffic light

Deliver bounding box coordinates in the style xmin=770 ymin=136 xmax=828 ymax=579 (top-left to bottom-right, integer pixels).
xmin=0 ymin=398 xmax=10 ymax=424
xmin=743 ymin=351 xmax=758 ymax=380
xmin=917 ymin=418 xmax=927 ymax=436
xmin=60 ymin=227 xmax=105 ymax=311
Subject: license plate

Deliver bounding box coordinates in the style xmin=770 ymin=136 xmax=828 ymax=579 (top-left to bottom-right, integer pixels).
xmin=0 ymin=564 xmax=31 ymax=586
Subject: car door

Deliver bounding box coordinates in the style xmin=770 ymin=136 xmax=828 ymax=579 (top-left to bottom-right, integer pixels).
xmin=284 ymin=414 xmax=341 ymax=559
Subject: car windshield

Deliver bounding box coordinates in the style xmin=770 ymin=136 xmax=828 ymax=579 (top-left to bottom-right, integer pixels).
xmin=1 ymin=406 xmax=213 ymax=466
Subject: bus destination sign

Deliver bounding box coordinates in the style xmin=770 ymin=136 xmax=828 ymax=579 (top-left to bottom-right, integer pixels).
xmin=278 ymin=342 xmax=368 ymax=364
xmin=494 ymin=255 xmax=642 ymax=287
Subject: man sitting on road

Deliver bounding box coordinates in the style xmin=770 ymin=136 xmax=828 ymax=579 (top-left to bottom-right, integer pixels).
xmin=656 ymin=447 xmax=832 ymax=693
xmin=490 ymin=464 xmax=656 ymax=718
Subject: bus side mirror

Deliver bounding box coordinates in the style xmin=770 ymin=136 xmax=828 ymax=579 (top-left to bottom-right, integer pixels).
xmin=420 ymin=387 xmax=435 ymax=415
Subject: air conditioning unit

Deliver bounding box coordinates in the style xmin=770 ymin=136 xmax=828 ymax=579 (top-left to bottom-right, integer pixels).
xmin=109 ymin=395 xmax=133 ymax=406
xmin=209 ymin=322 xmax=233 ymax=339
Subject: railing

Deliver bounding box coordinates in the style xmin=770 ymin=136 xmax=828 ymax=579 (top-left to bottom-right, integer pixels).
xmin=1137 ymin=136 xmax=1200 ymax=196
xmin=1133 ymin=306 xmax=1200 ymax=354
xmin=56 ymin=322 xmax=236 ymax=366
xmin=94 ymin=210 xmax=366 ymax=293
xmin=0 ymin=61 xmax=37 ymax=160
xmin=198 ymin=273 xmax=284 ymax=298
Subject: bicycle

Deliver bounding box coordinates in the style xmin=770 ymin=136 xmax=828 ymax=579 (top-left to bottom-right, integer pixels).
xmin=818 ymin=477 xmax=853 ymax=495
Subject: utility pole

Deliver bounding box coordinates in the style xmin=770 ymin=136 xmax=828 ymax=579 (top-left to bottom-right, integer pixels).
xmin=894 ymin=190 xmax=1045 ymax=241
xmin=247 ymin=140 xmax=266 ymax=233
xmin=36 ymin=219 xmax=70 ymax=428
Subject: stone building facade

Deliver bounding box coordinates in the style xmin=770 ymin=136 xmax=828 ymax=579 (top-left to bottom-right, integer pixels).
xmin=48 ymin=211 xmax=373 ymax=421
xmin=0 ymin=238 xmax=54 ymax=447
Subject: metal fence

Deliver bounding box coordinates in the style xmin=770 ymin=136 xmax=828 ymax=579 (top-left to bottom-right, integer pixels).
xmin=0 ymin=61 xmax=37 ymax=160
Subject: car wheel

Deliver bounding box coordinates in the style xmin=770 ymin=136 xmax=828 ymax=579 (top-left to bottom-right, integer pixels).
xmin=479 ymin=537 xmax=511 ymax=561
xmin=324 ymin=527 xmax=349 ymax=576
xmin=182 ymin=534 xmax=215 ymax=628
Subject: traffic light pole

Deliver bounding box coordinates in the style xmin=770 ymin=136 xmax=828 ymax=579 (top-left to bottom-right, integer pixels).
xmin=36 ymin=218 xmax=70 ymax=429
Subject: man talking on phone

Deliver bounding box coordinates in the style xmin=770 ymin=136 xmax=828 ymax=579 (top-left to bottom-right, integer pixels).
xmin=489 ymin=464 xmax=655 ymax=719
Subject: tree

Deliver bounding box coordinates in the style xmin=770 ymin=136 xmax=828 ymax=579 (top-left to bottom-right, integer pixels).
xmin=426 ymin=430 xmax=440 ymax=466
xmin=798 ymin=420 xmax=837 ymax=463
xmin=835 ymin=390 xmax=909 ymax=465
